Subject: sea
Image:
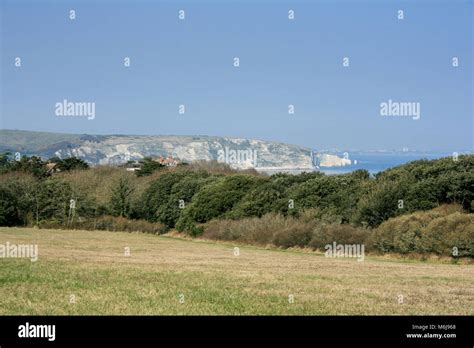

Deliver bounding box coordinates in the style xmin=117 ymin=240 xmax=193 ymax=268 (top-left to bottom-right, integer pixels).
xmin=318 ymin=152 xmax=465 ymax=175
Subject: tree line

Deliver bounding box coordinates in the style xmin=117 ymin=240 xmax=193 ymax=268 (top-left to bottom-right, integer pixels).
xmin=0 ymin=153 xmax=472 ymax=257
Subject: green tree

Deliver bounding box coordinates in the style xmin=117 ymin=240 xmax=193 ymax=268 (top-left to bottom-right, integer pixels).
xmin=0 ymin=186 xmax=20 ymax=226
xmin=176 ymin=175 xmax=264 ymax=234
xmin=136 ymin=157 xmax=165 ymax=177
xmin=31 ymin=179 xmax=73 ymax=224
xmin=110 ymin=175 xmax=136 ymax=217
xmin=49 ymin=156 xmax=89 ymax=171
xmin=11 ymin=155 xmax=48 ymax=178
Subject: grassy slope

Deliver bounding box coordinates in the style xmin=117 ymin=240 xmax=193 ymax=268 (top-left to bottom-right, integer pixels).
xmin=0 ymin=129 xmax=82 ymax=152
xmin=0 ymin=227 xmax=472 ymax=315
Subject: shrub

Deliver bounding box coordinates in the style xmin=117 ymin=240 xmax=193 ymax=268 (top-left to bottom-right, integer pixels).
xmin=49 ymin=156 xmax=89 ymax=171
xmin=286 ymin=172 xmax=369 ymax=222
xmin=203 ymin=212 xmax=369 ymax=250
xmin=272 ymin=220 xmax=314 ymax=248
xmin=135 ymin=157 xmax=165 ymax=177
xmin=109 ymin=174 xmax=136 ymax=218
xmin=203 ymin=213 xmax=317 ymax=248
xmin=203 ymin=214 xmax=286 ymax=244
xmin=31 ymin=178 xmax=73 ymax=224
xmin=176 ymin=175 xmax=264 ymax=233
xmin=40 ymin=216 xmax=167 ymax=234
xmin=0 ymin=185 xmax=19 ymax=226
xmin=156 ymin=172 xmax=217 ymax=228
xmin=175 ymin=215 xmax=204 ymax=236
xmin=142 ymin=171 xmax=194 ymax=221
xmin=309 ymin=224 xmax=370 ymax=251
xmin=369 ymin=205 xmax=473 ymax=257
xmin=354 ymin=180 xmax=409 ymax=227
xmin=0 ymin=173 xmax=38 ymax=225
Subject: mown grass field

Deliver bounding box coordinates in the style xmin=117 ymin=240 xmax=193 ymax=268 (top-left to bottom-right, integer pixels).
xmin=0 ymin=227 xmax=472 ymax=315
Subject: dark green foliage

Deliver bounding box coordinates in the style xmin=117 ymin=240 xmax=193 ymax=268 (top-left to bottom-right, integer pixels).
xmin=31 ymin=178 xmax=73 ymax=224
xmin=443 ymin=171 xmax=474 ymax=210
xmin=0 ymin=185 xmax=20 ymax=226
xmin=356 ymin=155 xmax=474 ymax=226
xmin=354 ymin=180 xmax=409 ymax=227
xmin=176 ymin=175 xmax=264 ymax=228
xmin=286 ymin=171 xmax=370 ymax=222
xmin=230 ymin=181 xmax=281 ymax=218
xmin=151 ymin=171 xmax=217 ymax=228
xmin=0 ymin=152 xmax=11 ymax=168
xmin=10 ymin=155 xmax=48 ymax=178
xmin=0 ymin=174 xmax=36 ymax=225
xmin=49 ymin=156 xmax=89 ymax=171
xmin=135 ymin=157 xmax=165 ymax=177
xmin=230 ymin=172 xmax=325 ymax=218
xmin=0 ymin=153 xmax=89 ymax=177
xmin=142 ymin=171 xmax=200 ymax=222
xmin=109 ymin=175 xmax=135 ymax=217
xmin=0 ymin=154 xmax=472 ymax=258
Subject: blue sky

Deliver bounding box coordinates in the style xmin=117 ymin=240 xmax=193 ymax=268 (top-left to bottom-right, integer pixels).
xmin=1 ymin=0 xmax=472 ymax=151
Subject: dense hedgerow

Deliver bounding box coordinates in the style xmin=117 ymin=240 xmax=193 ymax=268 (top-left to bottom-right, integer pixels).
xmin=0 ymin=154 xmax=473 ymax=256
xmin=368 ymin=205 xmax=473 ymax=257
xmin=201 ymin=205 xmax=473 ymax=257
xmin=202 ymin=210 xmax=369 ymax=250
xmin=39 ymin=215 xmax=167 ymax=234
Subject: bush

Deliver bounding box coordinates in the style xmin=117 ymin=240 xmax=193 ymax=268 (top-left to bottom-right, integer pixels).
xmin=176 ymin=174 xmax=264 ymax=233
xmin=422 ymin=212 xmax=473 ymax=257
xmin=1 ymin=155 xmax=472 ymax=259
xmin=272 ymin=220 xmax=314 ymax=248
xmin=40 ymin=216 xmax=167 ymax=234
xmin=135 ymin=157 xmax=165 ymax=177
xmin=203 ymin=214 xmax=286 ymax=244
xmin=141 ymin=170 xmax=220 ymax=228
xmin=309 ymin=224 xmax=370 ymax=250
xmin=369 ymin=205 xmax=473 ymax=257
xmin=31 ymin=178 xmax=73 ymax=224
xmin=355 ymin=155 xmax=474 ymax=227
xmin=175 ymin=215 xmax=204 ymax=236
xmin=203 ymin=212 xmax=369 ymax=250
xmin=109 ymin=174 xmax=136 ymax=218
xmin=0 ymin=173 xmax=37 ymax=225
xmin=203 ymin=213 xmax=317 ymax=248
xmin=142 ymin=171 xmax=195 ymax=221
xmin=0 ymin=185 xmax=20 ymax=226
xmin=156 ymin=172 xmax=217 ymax=228
xmin=49 ymin=156 xmax=89 ymax=171
xmin=354 ymin=180 xmax=409 ymax=227
xmin=286 ymin=172 xmax=369 ymax=222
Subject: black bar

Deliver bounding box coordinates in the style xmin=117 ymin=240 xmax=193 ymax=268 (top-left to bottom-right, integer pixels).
xmin=0 ymin=316 xmax=472 ymax=346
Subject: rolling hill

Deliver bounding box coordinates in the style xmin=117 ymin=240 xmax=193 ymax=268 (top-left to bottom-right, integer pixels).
xmin=0 ymin=129 xmax=322 ymax=172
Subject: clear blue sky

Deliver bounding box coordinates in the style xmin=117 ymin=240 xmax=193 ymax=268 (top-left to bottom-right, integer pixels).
xmin=1 ymin=0 xmax=472 ymax=151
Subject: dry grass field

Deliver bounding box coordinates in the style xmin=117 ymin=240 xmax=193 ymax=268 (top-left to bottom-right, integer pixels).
xmin=0 ymin=227 xmax=472 ymax=315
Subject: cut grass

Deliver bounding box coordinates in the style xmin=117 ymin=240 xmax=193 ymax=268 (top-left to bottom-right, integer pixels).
xmin=0 ymin=227 xmax=472 ymax=315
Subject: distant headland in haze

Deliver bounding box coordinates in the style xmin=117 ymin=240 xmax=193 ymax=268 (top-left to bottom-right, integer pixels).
xmin=0 ymin=129 xmax=467 ymax=175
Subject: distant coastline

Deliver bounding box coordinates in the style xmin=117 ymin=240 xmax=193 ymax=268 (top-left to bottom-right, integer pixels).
xmin=0 ymin=129 xmax=470 ymax=175
xmin=317 ymin=151 xmax=466 ymax=175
